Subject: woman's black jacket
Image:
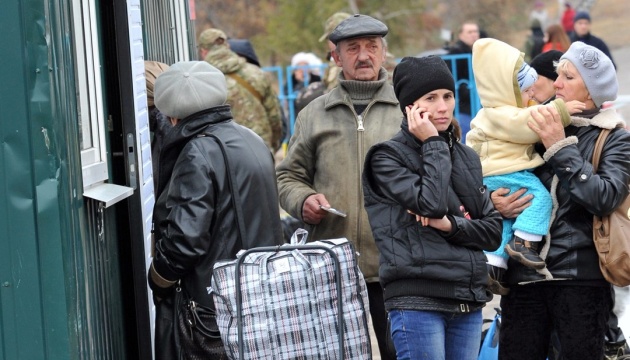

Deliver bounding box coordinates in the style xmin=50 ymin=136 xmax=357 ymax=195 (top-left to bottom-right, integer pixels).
xmin=152 ymin=105 xmax=283 ymax=308
xmin=362 ymin=123 xmax=502 ymax=304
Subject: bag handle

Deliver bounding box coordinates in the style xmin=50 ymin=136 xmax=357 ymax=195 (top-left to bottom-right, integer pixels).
xmin=290 ymin=228 xmax=309 ymax=245
xmin=592 ymin=129 xmax=612 ymax=240
xmin=203 ymin=131 xmax=248 ymax=250
xmin=591 ymin=128 xmax=611 ymax=172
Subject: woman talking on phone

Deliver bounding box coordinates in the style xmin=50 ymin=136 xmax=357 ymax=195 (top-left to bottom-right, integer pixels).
xmin=362 ymin=56 xmax=502 ymax=360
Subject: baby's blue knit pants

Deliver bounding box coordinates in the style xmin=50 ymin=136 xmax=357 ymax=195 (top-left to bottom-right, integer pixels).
xmin=483 ymin=170 xmax=552 ymax=264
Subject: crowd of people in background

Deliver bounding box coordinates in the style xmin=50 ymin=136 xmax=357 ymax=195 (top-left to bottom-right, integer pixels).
xmin=145 ymin=1 xmax=629 ymax=359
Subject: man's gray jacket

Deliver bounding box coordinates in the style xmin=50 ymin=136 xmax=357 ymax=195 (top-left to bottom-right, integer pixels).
xmin=277 ymin=70 xmax=400 ymax=280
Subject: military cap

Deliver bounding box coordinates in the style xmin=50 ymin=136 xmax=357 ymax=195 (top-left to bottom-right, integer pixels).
xmin=198 ymin=28 xmax=227 ymax=50
xmin=319 ymin=12 xmax=351 ymax=42
xmin=328 ymin=14 xmax=388 ymax=45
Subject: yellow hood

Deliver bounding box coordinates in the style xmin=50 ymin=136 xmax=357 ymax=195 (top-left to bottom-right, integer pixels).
xmin=466 ymin=38 xmax=570 ymax=176
xmin=473 ymin=38 xmax=524 ymax=108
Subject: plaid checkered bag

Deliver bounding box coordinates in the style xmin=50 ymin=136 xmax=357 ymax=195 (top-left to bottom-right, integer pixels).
xmin=209 ymin=229 xmax=371 ymax=359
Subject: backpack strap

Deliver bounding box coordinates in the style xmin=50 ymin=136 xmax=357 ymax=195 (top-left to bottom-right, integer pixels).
xmin=227 ymin=73 xmax=263 ymax=103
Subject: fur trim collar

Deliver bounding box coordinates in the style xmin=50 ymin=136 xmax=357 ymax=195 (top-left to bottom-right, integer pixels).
xmin=570 ymin=108 xmax=625 ymax=129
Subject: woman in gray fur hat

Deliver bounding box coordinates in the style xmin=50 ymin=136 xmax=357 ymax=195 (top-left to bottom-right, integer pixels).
xmin=494 ymin=41 xmax=630 ymax=360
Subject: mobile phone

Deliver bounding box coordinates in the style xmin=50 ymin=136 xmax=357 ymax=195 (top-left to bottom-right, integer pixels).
xmin=319 ymin=205 xmax=347 ymax=218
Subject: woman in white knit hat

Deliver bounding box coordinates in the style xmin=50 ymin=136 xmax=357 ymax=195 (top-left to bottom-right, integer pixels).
xmin=494 ymin=41 xmax=630 ymax=360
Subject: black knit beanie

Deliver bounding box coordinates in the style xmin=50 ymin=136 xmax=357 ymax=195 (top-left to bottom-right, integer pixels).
xmin=530 ymin=50 xmax=563 ymax=81
xmin=393 ymin=56 xmax=455 ymax=114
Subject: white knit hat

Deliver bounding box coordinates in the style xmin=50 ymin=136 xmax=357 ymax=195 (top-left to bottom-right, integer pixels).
xmin=517 ymin=62 xmax=538 ymax=91
xmin=154 ymin=61 xmax=227 ymax=119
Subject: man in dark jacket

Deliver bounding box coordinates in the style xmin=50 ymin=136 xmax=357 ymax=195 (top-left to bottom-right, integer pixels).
xmin=447 ymin=20 xmax=480 ymax=139
xmin=570 ymin=11 xmax=616 ymax=69
xmin=148 ymin=61 xmax=283 ymax=359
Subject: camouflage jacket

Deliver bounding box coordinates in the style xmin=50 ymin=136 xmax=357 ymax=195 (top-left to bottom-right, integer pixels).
xmin=204 ymin=46 xmax=282 ymax=151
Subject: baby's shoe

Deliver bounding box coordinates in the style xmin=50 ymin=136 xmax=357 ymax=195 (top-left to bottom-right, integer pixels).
xmin=505 ymin=236 xmax=546 ymax=269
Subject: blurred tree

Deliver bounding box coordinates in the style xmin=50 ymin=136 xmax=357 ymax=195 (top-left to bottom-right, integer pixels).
xmin=192 ymin=0 xmax=529 ymax=65
xmin=262 ymin=0 xmax=347 ymax=65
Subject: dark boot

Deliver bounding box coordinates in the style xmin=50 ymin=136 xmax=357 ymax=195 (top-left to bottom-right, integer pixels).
xmin=505 ymin=236 xmax=546 ymax=269
xmin=487 ymin=264 xmax=510 ymax=295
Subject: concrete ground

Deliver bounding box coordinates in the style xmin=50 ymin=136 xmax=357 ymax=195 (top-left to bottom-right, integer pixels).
xmin=610 ymin=44 xmax=630 ymax=339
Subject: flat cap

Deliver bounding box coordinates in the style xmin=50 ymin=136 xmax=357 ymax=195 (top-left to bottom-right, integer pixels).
xmin=328 ymin=14 xmax=388 ymax=45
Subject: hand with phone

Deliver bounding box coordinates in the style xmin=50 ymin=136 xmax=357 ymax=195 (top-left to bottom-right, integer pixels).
xmin=319 ymin=205 xmax=347 ymax=217
xmin=302 ymin=193 xmax=346 ymax=224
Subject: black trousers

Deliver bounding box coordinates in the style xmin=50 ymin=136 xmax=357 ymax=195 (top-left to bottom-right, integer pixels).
xmin=499 ymin=283 xmax=612 ymax=360
xmin=154 ymin=295 xmax=177 ymax=360
xmin=367 ymin=282 xmax=397 ymax=360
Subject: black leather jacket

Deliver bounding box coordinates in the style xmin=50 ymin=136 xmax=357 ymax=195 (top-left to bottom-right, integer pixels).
xmin=506 ymin=111 xmax=630 ymax=284
xmin=152 ymin=105 xmax=283 ymax=308
xmin=362 ymin=122 xmax=502 ymax=304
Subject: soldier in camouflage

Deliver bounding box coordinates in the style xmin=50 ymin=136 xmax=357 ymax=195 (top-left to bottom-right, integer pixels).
xmin=198 ymin=29 xmax=282 ymax=151
xmin=294 ymin=12 xmax=352 ymax=115
xmin=319 ymin=12 xmax=351 ymax=91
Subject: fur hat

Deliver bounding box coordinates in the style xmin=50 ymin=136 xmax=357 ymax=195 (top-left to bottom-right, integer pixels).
xmin=560 ymin=41 xmax=617 ymax=107
xmin=574 ymin=11 xmax=591 ymax=23
xmin=517 ymin=62 xmax=538 ymax=91
xmin=530 ymin=50 xmax=563 ymax=81
xmin=154 ymin=61 xmax=227 ymax=119
xmin=393 ymin=56 xmax=455 ymax=114
xmin=145 ymin=61 xmax=170 ymax=107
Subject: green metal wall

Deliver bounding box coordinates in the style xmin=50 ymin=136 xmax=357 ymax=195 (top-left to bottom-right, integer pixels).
xmin=1 ymin=0 xmax=72 ymax=358
xmin=1 ymin=1 xmax=127 ymax=359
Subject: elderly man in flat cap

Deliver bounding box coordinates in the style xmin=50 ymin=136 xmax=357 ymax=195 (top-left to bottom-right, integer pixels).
xmin=277 ymin=14 xmax=399 ymax=360
xmin=148 ymin=61 xmax=283 ymax=359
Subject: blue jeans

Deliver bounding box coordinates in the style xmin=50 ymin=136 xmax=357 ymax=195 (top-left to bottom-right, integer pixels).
xmin=389 ymin=309 xmax=482 ymax=360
